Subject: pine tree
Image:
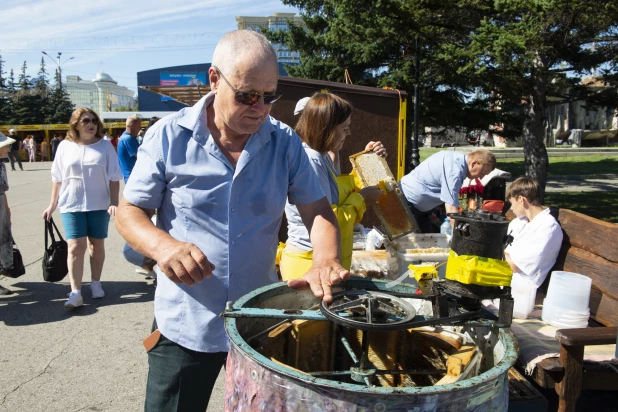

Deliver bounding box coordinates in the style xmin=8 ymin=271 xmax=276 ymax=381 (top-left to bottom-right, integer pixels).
xmin=17 ymin=61 xmax=31 ymax=91
xmin=34 ymin=57 xmax=51 ymax=123
xmin=13 ymin=61 xmax=39 ymax=124
xmin=47 ymin=69 xmax=74 ymax=124
xmin=0 ymin=55 xmax=11 ymax=124
xmin=273 ymin=0 xmax=618 ymax=196
xmin=3 ymin=69 xmax=18 ymax=124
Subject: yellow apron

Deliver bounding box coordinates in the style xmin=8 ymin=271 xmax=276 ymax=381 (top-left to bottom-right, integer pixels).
xmin=280 ymin=171 xmax=366 ymax=280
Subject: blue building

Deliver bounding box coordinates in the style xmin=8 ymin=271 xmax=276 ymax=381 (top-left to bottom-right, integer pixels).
xmin=137 ymin=63 xmax=289 ymax=111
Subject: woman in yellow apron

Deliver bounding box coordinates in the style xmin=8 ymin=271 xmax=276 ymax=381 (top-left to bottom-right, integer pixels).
xmin=280 ymin=93 xmax=385 ymax=280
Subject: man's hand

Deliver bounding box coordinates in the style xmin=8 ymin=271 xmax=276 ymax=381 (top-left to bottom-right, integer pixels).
xmin=155 ymin=238 xmax=215 ymax=286
xmin=288 ymin=261 xmax=350 ymax=303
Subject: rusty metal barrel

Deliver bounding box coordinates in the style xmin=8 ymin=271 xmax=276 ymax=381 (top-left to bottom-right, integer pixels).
xmin=224 ymin=279 xmax=518 ymax=411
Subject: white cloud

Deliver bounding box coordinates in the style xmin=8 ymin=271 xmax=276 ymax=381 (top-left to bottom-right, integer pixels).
xmin=0 ymin=0 xmax=296 ymax=44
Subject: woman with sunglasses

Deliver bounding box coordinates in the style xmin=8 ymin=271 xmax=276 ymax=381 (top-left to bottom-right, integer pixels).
xmin=43 ymin=108 xmax=123 ymax=308
xmin=280 ymin=93 xmax=386 ymax=280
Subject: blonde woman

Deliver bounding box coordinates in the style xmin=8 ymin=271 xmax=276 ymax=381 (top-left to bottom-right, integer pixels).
xmin=43 ymin=108 xmax=123 ymax=308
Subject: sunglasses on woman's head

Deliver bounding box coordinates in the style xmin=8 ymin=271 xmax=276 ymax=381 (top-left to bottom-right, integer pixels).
xmin=80 ymin=118 xmax=98 ymax=125
xmin=213 ymin=66 xmax=282 ymax=106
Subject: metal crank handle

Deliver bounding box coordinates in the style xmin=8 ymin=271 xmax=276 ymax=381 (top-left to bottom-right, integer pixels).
xmin=221 ymin=305 xmax=329 ymax=322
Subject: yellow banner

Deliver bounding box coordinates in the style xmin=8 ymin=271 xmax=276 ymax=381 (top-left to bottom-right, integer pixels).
xmin=2 ymin=121 xmax=148 ymax=132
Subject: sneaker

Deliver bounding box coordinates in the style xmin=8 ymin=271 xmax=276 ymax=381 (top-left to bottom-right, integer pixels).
xmin=90 ymin=282 xmax=105 ymax=299
xmin=135 ymin=268 xmax=149 ymax=275
xmin=65 ymin=292 xmax=83 ymax=308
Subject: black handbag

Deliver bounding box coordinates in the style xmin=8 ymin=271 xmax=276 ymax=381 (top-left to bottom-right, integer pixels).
xmin=42 ymin=218 xmax=69 ymax=282
xmin=3 ymin=238 xmax=26 ymax=278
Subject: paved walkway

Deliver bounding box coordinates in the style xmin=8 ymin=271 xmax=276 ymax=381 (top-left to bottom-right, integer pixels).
xmin=1 ymin=162 xmax=616 ymax=412
xmin=545 ymin=174 xmax=618 ymax=192
xmin=0 ymin=162 xmax=224 ymax=412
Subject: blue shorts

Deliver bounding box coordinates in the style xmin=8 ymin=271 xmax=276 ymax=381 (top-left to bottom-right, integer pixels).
xmin=60 ymin=210 xmax=110 ymax=240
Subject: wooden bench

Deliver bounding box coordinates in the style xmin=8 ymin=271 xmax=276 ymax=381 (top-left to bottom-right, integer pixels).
xmin=523 ymin=208 xmax=618 ymax=412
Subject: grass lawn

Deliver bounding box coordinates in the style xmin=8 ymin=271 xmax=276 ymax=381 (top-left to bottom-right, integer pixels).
xmin=545 ymin=191 xmax=618 ymax=223
xmin=419 ymin=148 xmax=618 ymax=177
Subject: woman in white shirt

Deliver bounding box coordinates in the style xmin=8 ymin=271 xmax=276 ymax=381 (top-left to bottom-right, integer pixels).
xmin=43 ymin=108 xmax=123 ymax=308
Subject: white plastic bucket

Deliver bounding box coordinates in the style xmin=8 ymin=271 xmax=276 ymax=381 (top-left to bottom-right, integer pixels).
xmin=542 ymin=271 xmax=591 ymax=328
xmin=544 ymin=271 xmax=592 ymax=313
xmin=512 ymin=284 xmax=536 ymax=319
xmin=542 ymin=305 xmax=589 ymax=329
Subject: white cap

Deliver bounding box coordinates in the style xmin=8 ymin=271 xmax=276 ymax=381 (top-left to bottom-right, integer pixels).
xmin=0 ymin=131 xmax=16 ymax=149
xmin=294 ymin=97 xmax=311 ymax=116
xmin=8 ymin=129 xmax=15 ymax=134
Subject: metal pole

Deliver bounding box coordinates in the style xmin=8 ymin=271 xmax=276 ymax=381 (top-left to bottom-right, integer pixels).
xmin=411 ymin=36 xmax=421 ymax=169
xmin=42 ymin=52 xmax=74 ymax=94
xmin=57 ymin=53 xmax=62 ymax=93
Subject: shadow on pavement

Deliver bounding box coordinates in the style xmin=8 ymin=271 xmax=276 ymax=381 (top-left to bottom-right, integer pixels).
xmin=0 ymin=280 xmax=154 ymax=327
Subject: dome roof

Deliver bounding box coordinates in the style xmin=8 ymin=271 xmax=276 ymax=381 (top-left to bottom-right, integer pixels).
xmin=92 ymin=73 xmax=118 ymax=84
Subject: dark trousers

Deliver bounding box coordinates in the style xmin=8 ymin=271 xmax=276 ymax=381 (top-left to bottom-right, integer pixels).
xmin=145 ymin=322 xmax=227 ymax=412
xmin=407 ymin=201 xmax=439 ymax=233
xmin=8 ymin=151 xmax=22 ymax=171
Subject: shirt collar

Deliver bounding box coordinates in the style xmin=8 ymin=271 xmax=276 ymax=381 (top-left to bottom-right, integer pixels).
xmin=527 ymin=208 xmax=551 ymax=229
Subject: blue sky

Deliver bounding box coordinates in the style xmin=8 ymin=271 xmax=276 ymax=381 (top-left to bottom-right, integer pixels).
xmin=0 ymin=0 xmax=298 ymax=94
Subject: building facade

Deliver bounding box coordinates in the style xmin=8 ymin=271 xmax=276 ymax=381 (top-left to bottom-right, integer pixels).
xmin=236 ymin=12 xmax=303 ymax=64
xmin=65 ymin=73 xmax=136 ymax=115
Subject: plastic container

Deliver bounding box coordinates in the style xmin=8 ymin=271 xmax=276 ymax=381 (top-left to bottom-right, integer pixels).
xmin=392 ymin=233 xmax=451 ymax=250
xmin=511 ymin=284 xmax=536 ymax=319
xmin=396 ymin=251 xmax=449 ymax=279
xmin=542 ymin=271 xmax=591 ymax=328
xmin=440 ymin=219 xmax=453 ymax=235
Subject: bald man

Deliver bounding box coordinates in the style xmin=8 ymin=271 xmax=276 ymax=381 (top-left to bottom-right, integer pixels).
xmin=116 ymin=30 xmax=347 ymax=411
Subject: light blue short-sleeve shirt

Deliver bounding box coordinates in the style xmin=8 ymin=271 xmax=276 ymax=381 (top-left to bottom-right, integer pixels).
xmin=123 ymin=93 xmax=325 ymax=353
xmin=399 ymin=151 xmax=468 ymax=212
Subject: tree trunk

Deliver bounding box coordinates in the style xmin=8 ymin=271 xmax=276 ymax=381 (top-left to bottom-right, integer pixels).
xmin=522 ymin=65 xmax=549 ymax=202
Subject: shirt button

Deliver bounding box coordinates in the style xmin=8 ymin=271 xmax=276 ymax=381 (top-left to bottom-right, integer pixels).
xmin=231 ymin=208 xmax=236 ymax=212
xmin=231 ymin=241 xmax=235 ymax=245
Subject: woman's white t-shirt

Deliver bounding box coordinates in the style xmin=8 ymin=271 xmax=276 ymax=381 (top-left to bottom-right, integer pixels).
xmin=51 ymin=139 xmax=123 ymax=213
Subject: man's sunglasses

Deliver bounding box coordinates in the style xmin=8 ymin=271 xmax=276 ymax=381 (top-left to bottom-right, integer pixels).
xmin=213 ymin=66 xmax=282 ymax=106
xmin=80 ymin=118 xmax=98 ymax=125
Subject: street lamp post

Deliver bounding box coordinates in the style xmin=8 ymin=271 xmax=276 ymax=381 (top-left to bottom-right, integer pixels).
xmin=41 ymin=51 xmax=75 ymax=93
xmin=411 ymin=36 xmax=421 ymax=170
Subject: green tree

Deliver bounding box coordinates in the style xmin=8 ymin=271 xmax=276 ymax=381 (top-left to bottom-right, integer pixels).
xmin=0 ymin=55 xmax=12 ymax=124
xmin=13 ymin=61 xmax=41 ymax=124
xmin=272 ymin=0 xmax=618 ymax=196
xmin=34 ymin=57 xmax=52 ymax=123
xmin=46 ymin=69 xmax=74 ymax=124
xmin=457 ymin=0 xmax=618 ymax=193
xmin=3 ymin=69 xmax=18 ymax=124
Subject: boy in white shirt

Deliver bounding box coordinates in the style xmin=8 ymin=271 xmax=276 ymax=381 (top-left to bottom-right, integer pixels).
xmin=505 ymin=177 xmax=563 ymax=292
